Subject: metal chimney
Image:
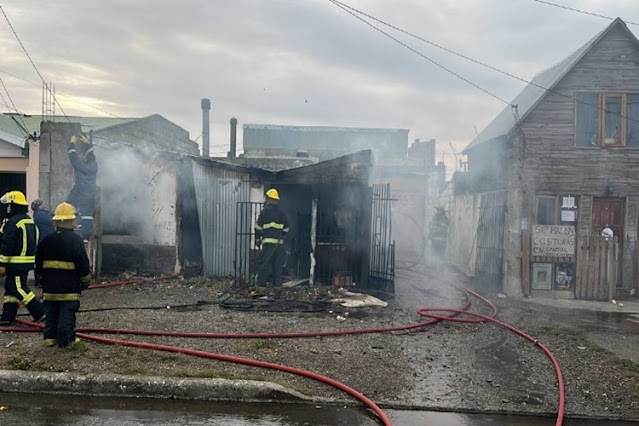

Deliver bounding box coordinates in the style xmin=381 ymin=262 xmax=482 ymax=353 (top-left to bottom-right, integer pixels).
xmin=229 ymin=117 xmax=237 ymax=158
xmin=201 ymin=98 xmax=211 ymax=157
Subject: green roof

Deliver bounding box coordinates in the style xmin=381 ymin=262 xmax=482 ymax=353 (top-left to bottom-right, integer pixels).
xmin=0 ymin=113 xmax=137 ymax=142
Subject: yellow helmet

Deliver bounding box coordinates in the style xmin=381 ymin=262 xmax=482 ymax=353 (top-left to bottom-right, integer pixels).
xmin=266 ymin=188 xmax=280 ymax=200
xmin=0 ymin=191 xmax=28 ymax=206
xmin=52 ymin=202 xmax=77 ymax=221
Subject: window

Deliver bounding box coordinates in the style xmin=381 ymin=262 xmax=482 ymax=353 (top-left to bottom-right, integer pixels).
xmin=576 ymin=93 xmax=639 ymax=148
xmin=536 ymin=196 xmax=557 ymax=225
xmin=535 ymin=195 xmax=577 ymax=226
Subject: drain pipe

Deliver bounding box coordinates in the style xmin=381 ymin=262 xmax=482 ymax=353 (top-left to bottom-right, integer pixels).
xmin=201 ymin=98 xmax=211 ymax=158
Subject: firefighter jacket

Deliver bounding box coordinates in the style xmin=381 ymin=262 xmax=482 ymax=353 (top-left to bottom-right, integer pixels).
xmin=66 ymin=142 xmax=98 ymax=215
xmin=35 ymin=228 xmax=91 ymax=301
xmin=0 ymin=213 xmax=38 ymax=271
xmin=255 ymin=204 xmax=289 ymax=246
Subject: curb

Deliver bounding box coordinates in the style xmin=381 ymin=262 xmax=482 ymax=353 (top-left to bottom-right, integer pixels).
xmin=0 ymin=370 xmax=315 ymax=403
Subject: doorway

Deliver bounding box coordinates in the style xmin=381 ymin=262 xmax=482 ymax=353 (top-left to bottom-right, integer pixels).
xmin=592 ymin=197 xmax=624 ymax=287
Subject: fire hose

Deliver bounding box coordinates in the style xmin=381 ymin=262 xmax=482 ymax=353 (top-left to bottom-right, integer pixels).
xmin=5 ymin=275 xmax=565 ymax=426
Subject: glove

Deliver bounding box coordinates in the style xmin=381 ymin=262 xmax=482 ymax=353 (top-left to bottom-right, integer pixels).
xmin=80 ymin=274 xmax=92 ymax=291
xmin=70 ymin=135 xmax=78 ymax=144
xmin=80 ymin=135 xmax=89 ymax=144
xmin=0 ymin=266 xmax=6 ymax=277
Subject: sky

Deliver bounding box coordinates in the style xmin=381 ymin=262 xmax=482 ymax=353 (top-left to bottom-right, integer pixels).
xmin=0 ymin=0 xmax=638 ymax=175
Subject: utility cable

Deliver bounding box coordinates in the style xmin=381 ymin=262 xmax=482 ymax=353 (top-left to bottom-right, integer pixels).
xmin=0 ymin=66 xmax=121 ymax=118
xmin=531 ymin=0 xmax=639 ymax=26
xmin=328 ymin=0 xmax=512 ymax=106
xmin=330 ymin=0 xmax=639 ymax=131
xmin=0 ymin=4 xmax=71 ymax=123
xmin=0 ymin=76 xmax=28 ymax=133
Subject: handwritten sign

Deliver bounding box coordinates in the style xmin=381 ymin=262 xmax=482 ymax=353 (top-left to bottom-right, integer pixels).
xmin=532 ymin=225 xmax=575 ymax=257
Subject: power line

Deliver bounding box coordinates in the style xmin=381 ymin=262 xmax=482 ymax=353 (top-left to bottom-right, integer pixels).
xmin=0 ymin=4 xmax=71 ymax=123
xmin=327 ymin=0 xmax=512 ymax=106
xmin=531 ymin=0 xmax=639 ymax=26
xmin=330 ymin=0 xmax=639 ymax=129
xmin=0 ymin=67 xmax=122 ymax=119
xmin=0 ymin=76 xmax=28 ymax=134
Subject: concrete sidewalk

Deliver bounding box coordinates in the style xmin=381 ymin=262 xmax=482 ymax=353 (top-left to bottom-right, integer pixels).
xmin=0 ymin=370 xmax=318 ymax=403
xmin=522 ymin=296 xmax=639 ymax=313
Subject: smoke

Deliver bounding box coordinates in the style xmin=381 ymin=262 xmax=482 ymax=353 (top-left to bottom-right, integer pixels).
xmin=94 ymin=137 xmax=178 ymax=246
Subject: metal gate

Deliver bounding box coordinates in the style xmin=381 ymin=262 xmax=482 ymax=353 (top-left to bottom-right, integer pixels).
xmin=368 ymin=184 xmax=395 ymax=293
xmin=234 ymin=202 xmax=263 ymax=284
xmin=475 ymin=191 xmax=507 ymax=293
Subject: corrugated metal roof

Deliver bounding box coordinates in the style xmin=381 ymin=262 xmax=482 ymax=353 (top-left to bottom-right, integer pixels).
xmin=463 ymin=18 xmax=634 ymax=153
xmin=244 ymin=123 xmax=409 ymax=154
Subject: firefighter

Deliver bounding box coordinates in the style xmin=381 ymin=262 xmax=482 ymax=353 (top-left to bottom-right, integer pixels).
xmin=429 ymin=206 xmax=450 ymax=260
xmin=31 ymin=199 xmax=54 ymax=288
xmin=254 ymin=188 xmax=289 ymax=292
xmin=66 ymin=133 xmax=98 ymax=242
xmin=31 ymin=199 xmax=55 ymax=244
xmin=35 ymin=202 xmax=91 ymax=348
xmin=0 ymin=191 xmax=46 ymax=325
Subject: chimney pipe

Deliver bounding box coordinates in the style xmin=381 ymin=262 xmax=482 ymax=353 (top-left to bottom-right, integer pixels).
xmin=229 ymin=117 xmax=237 ymax=158
xmin=201 ymin=98 xmax=211 ymax=157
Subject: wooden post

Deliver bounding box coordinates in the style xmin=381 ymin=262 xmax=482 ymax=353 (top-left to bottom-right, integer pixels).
xmin=607 ymin=240 xmax=614 ymax=301
xmin=521 ymin=231 xmax=531 ymax=295
xmin=598 ymin=238 xmax=606 ymax=300
xmin=309 ymin=189 xmax=318 ymax=286
xmin=587 ymin=236 xmax=597 ymax=300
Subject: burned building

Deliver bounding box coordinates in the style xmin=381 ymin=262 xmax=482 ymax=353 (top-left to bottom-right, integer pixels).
xmin=34 ymin=116 xmax=200 ymax=275
xmin=193 ymin=150 xmax=395 ymax=292
xmin=240 ymin=124 xmax=442 ymax=271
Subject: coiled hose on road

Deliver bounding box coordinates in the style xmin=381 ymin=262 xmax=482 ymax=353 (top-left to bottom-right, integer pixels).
xmin=5 ymin=271 xmax=565 ymax=426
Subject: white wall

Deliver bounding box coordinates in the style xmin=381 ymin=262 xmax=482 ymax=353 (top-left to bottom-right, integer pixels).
xmin=25 ymin=141 xmax=39 ymax=205
xmin=97 ymin=144 xmax=177 ymax=246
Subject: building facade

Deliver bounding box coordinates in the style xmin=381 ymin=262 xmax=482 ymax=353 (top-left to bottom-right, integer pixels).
xmin=456 ymin=18 xmax=639 ymax=300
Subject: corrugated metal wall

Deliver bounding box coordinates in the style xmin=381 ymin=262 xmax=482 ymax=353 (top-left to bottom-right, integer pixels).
xmin=191 ymin=160 xmax=250 ymax=276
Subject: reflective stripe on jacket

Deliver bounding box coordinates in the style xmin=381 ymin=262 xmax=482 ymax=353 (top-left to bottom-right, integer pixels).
xmin=255 ymin=204 xmax=289 ymax=246
xmin=0 ymin=214 xmax=38 ymax=270
xmin=36 ymin=228 xmax=91 ymax=297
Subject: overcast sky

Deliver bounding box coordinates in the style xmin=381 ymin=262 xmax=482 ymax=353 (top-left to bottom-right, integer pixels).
xmin=0 ymin=0 xmax=638 ymax=171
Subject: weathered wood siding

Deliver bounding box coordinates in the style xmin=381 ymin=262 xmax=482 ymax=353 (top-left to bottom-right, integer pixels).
xmin=520 ymin=25 xmax=639 ymax=193
xmin=516 ymin=25 xmax=639 ymax=290
xmin=624 ymin=196 xmax=638 ymax=287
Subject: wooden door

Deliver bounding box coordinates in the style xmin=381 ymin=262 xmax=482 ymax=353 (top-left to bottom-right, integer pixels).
xmin=592 ymin=198 xmax=624 ymax=286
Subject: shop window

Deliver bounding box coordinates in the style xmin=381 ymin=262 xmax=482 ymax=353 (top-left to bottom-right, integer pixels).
xmin=536 ymin=196 xmax=557 ymax=225
xmin=535 ymin=195 xmax=577 ymax=226
xmin=576 ymin=92 xmax=639 ymax=148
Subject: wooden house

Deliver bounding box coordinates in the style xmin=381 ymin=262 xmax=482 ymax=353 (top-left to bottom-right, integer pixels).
xmin=457 ymin=18 xmax=639 ymax=300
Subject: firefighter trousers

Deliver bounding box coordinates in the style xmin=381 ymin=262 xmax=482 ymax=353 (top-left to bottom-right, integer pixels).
xmin=43 ymin=300 xmax=80 ymax=348
xmin=257 ymin=244 xmax=285 ymax=287
xmin=1 ymin=270 xmax=45 ymax=323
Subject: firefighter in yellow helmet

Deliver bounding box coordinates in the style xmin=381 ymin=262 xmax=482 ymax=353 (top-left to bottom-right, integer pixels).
xmin=253 ymin=188 xmax=289 ymax=293
xmin=35 ymin=202 xmax=91 ymax=347
xmin=0 ymin=191 xmax=46 ymax=325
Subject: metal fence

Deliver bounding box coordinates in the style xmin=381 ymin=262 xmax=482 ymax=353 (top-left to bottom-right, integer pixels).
xmin=234 ymin=202 xmax=263 ymax=284
xmin=369 ymin=183 xmax=395 ymax=293
xmin=475 ymin=191 xmax=507 ymax=293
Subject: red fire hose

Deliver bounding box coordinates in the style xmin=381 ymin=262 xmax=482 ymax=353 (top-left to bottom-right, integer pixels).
xmin=7 ymin=276 xmax=564 ymax=426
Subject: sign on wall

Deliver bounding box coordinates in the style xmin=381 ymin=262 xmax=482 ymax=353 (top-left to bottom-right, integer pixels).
xmin=532 ymin=225 xmax=576 ymax=257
